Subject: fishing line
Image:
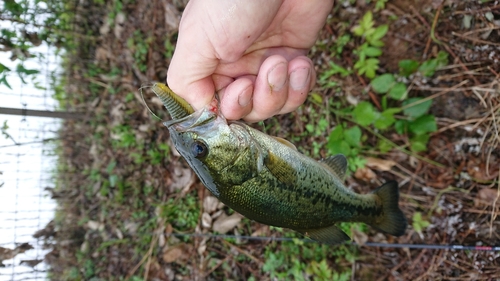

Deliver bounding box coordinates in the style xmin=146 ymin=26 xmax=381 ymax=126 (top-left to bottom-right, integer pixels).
xmin=139 ymin=83 xmax=163 ymax=121
xmin=166 ymin=233 xmax=500 ymax=252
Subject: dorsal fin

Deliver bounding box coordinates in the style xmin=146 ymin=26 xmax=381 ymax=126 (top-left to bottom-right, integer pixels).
xmin=273 ymin=136 xmax=297 ymax=151
xmin=320 ymin=154 xmax=348 ymax=180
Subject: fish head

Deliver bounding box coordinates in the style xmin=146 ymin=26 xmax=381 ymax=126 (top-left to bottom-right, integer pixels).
xmin=164 ymin=102 xmax=260 ymax=196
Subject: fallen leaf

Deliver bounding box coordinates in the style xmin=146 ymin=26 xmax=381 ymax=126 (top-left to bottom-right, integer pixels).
xmin=162 ymin=246 xmax=183 ymax=263
xmin=203 ymin=196 xmax=219 ymax=213
xmin=212 ymin=213 xmax=243 ymax=234
xmin=168 ymin=164 xmax=194 ymax=193
xmin=354 ymin=166 xmax=377 ymax=181
xmin=351 ymin=227 xmax=368 ymax=246
xmin=164 ymin=2 xmax=180 ymax=31
xmin=86 ymin=220 xmax=104 ymax=231
xmin=365 ymin=157 xmax=396 ymax=171
xmin=251 ymin=226 xmax=270 ymax=237
xmin=201 ymin=212 xmax=212 ymax=229
xmin=474 ymin=188 xmax=500 ymax=207
xmin=113 ymin=12 xmax=126 ymax=39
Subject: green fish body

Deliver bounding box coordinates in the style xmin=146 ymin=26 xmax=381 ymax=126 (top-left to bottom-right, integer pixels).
xmin=152 ymin=83 xmax=407 ymax=244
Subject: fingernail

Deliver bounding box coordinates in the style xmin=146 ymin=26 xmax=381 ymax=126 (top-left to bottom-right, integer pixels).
xmin=267 ymin=62 xmax=287 ymax=91
xmin=290 ymin=67 xmax=310 ymax=91
xmin=238 ymin=86 xmax=253 ymax=107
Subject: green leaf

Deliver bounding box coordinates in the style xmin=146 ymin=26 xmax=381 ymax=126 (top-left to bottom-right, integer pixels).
xmin=305 ymin=124 xmax=315 ymax=134
xmin=409 ymin=114 xmax=437 ymax=135
xmin=371 ymin=74 xmax=395 ymax=94
xmin=326 ymin=61 xmax=351 ymax=77
xmin=388 ymin=82 xmax=407 ymax=100
xmin=0 ymin=75 xmax=12 ymax=89
xmin=106 ymin=160 xmax=117 ymax=173
xmin=377 ymin=138 xmax=392 ymax=153
xmin=328 ymin=125 xmax=344 ymax=141
xmin=327 ymin=139 xmax=351 ymax=156
xmin=310 ymin=92 xmax=323 ymax=104
xmin=398 ymin=59 xmax=419 ymax=77
xmin=0 ymin=63 xmax=11 ymax=73
xmin=363 ymin=46 xmax=382 ymax=57
xmin=412 ymin=212 xmax=430 ymax=233
xmin=4 ymin=0 xmax=24 ymax=16
xmin=352 ymin=25 xmax=364 ymax=36
xmin=374 ymin=108 xmax=399 ymax=130
xmin=435 ymin=51 xmax=449 ymax=67
xmin=364 ymin=58 xmax=379 ymax=79
xmin=344 ymin=126 xmax=362 ymax=148
xmin=16 ymin=64 xmax=40 ymax=75
xmin=370 ymin=24 xmax=389 ymax=42
xmin=361 ymin=11 xmax=374 ymax=32
xmin=418 ymin=59 xmax=438 ymax=77
xmin=394 ymin=120 xmax=407 ymax=135
xmin=353 ymin=101 xmax=379 ymax=126
xmin=410 ymin=134 xmax=430 ymax=152
xmin=403 ymin=98 xmax=432 ymax=118
xmin=109 ymin=174 xmax=118 ymax=188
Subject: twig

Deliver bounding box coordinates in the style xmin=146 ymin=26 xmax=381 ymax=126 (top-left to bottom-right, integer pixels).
xmin=436 ymin=116 xmax=497 ymax=134
xmin=490 ymin=173 xmax=500 ymax=238
xmin=453 ymin=4 xmax=500 ymax=15
xmin=221 ymin=240 xmax=263 ymax=266
xmin=127 ymin=230 xmax=159 ymax=279
xmin=452 ymin=31 xmax=500 ymax=46
xmin=430 ymin=2 xmax=445 ymax=46
xmin=400 ymin=80 xmax=469 ymax=111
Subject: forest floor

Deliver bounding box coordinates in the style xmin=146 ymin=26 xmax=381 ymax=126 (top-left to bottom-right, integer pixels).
xmin=38 ymin=0 xmax=500 ymax=280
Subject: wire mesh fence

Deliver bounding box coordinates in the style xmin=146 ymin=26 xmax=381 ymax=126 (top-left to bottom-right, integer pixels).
xmin=0 ymin=37 xmax=61 ymax=281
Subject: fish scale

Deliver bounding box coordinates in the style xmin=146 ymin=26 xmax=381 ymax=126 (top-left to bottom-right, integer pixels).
xmin=152 ymin=82 xmax=407 ymax=245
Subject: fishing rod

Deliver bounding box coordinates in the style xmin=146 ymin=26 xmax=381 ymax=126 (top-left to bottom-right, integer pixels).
xmin=167 ymin=233 xmax=500 ymax=252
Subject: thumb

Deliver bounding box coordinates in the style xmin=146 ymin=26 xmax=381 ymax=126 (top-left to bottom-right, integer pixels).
xmin=166 ymin=41 xmax=217 ymax=110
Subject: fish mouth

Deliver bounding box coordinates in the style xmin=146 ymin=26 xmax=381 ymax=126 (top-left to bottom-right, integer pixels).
xmin=164 ymin=104 xmax=223 ymax=131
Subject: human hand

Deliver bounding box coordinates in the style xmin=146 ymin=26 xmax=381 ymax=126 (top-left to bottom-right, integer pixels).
xmin=167 ymin=0 xmax=334 ymax=122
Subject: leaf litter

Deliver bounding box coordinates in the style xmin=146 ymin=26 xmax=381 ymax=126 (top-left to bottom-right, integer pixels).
xmin=37 ymin=0 xmax=500 ymax=280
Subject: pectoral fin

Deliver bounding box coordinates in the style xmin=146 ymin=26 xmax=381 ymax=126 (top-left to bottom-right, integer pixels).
xmin=296 ymin=225 xmax=351 ymax=245
xmin=320 ymin=154 xmax=348 ymax=180
xmin=272 ymin=136 xmax=298 ymax=151
xmin=264 ymin=151 xmax=297 ymax=186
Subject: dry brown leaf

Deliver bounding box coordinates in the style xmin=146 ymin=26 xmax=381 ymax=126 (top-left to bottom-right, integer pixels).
xmin=162 ymin=246 xmax=184 ymax=263
xmin=164 ymin=2 xmax=180 ymax=31
xmin=86 ymin=220 xmax=104 ymax=231
xmin=351 ymin=227 xmax=368 ymax=246
xmin=354 ymin=166 xmax=377 ymax=181
xmin=365 ymin=157 xmax=397 ymax=171
xmin=201 ymin=212 xmax=212 ymax=229
xmin=212 ymin=213 xmax=243 ymax=234
xmin=169 ymin=164 xmax=194 ymax=193
xmin=467 ymin=159 xmax=499 ymax=182
xmin=203 ymin=196 xmax=219 ymax=213
xmin=113 ymin=12 xmax=125 ymax=39
xmin=474 ymin=188 xmax=500 ymax=207
xmin=251 ymin=226 xmax=270 ymax=237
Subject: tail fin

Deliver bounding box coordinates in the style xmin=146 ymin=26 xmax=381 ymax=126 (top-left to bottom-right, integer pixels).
xmin=370 ymin=181 xmax=407 ymax=236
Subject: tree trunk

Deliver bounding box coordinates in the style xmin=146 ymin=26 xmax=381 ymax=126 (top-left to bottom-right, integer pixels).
xmin=0 ymin=107 xmax=84 ymax=119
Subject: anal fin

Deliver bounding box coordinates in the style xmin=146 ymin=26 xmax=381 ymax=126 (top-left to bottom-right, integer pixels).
xmin=296 ymin=225 xmax=351 ymax=245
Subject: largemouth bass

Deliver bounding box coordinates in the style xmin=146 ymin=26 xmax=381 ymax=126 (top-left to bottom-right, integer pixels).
xmin=152 ymin=83 xmax=407 ymax=244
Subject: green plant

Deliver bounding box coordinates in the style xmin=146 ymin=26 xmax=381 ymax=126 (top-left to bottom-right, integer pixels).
xmin=412 ymin=212 xmax=430 ymax=238
xmin=352 ymin=11 xmax=389 ymax=78
xmin=327 ymin=124 xmax=366 ymax=172
xmin=159 ymin=193 xmax=200 ymax=231
xmin=127 ymin=30 xmax=152 ymax=72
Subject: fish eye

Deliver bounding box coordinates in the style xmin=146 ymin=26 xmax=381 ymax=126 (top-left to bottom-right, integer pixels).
xmin=191 ymin=140 xmax=208 ymax=158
